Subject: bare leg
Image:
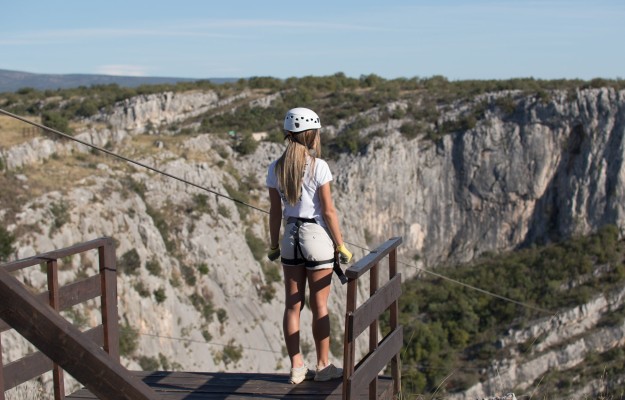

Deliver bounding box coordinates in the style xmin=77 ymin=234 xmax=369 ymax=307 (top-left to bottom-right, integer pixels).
xmin=307 ymin=268 xmax=333 ymax=369
xmin=283 ymin=265 xmax=307 ymax=368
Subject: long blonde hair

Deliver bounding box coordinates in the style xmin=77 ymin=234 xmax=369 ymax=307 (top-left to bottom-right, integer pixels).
xmin=275 ymin=129 xmax=321 ymax=205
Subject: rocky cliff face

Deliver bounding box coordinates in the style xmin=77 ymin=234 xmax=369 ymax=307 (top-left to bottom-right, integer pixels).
xmin=1 ymin=87 xmax=625 ymax=398
xmin=94 ymin=90 xmax=250 ymax=133
xmin=334 ymin=88 xmax=625 ymax=269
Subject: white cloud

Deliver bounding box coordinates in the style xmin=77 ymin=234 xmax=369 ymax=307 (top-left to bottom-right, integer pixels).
xmin=94 ymin=65 xmax=149 ymax=77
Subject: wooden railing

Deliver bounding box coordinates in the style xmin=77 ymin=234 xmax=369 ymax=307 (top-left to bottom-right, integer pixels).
xmin=343 ymin=237 xmax=403 ymax=400
xmin=0 ymin=237 xmax=157 ymax=400
xmin=1 ymin=236 xmax=403 ymax=400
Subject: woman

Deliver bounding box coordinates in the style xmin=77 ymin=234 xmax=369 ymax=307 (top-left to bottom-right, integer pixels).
xmin=266 ymin=107 xmax=352 ymax=384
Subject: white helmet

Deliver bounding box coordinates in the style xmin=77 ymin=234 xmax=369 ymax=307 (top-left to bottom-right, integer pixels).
xmin=283 ymin=107 xmax=321 ymax=133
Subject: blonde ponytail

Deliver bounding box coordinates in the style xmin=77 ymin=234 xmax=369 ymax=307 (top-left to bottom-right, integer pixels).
xmin=275 ymin=129 xmax=321 ymax=205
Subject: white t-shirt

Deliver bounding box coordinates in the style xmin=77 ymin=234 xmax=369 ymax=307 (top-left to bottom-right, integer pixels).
xmin=266 ymin=157 xmax=333 ymax=228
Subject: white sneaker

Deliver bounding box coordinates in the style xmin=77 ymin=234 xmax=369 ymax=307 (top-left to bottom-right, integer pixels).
xmin=289 ymin=366 xmax=315 ymax=384
xmin=314 ymin=364 xmax=343 ymax=381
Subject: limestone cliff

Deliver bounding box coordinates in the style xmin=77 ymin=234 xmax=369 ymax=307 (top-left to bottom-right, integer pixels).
xmin=335 ymin=88 xmax=625 ymax=269
xmin=1 ymin=86 xmax=625 ymax=399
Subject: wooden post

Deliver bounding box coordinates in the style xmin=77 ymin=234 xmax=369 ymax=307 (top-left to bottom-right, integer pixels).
xmin=369 ymin=263 xmax=379 ymax=400
xmin=343 ymin=278 xmax=358 ymax=400
xmin=0 ymin=332 xmax=5 ymax=400
xmin=0 ymin=268 xmax=158 ymax=400
xmin=47 ymin=259 xmax=65 ymax=400
xmin=99 ymin=238 xmax=120 ymax=360
xmin=389 ymin=248 xmax=401 ymax=397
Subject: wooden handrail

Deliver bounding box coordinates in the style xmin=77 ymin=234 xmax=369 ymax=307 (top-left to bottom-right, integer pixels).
xmin=1 ymin=237 xmax=113 ymax=273
xmin=0 ymin=268 xmax=157 ymax=400
xmin=345 ymin=238 xmax=402 ymax=280
xmin=0 ymin=237 xmax=158 ymax=400
xmin=342 ymin=237 xmax=403 ymax=400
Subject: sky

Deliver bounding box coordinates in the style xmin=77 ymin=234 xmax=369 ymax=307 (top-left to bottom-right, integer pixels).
xmin=1 ymin=0 xmax=623 ymax=81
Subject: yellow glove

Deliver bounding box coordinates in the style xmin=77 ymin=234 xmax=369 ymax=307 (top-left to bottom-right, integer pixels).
xmin=337 ymin=244 xmax=352 ymax=264
xmin=268 ymin=245 xmax=280 ymax=261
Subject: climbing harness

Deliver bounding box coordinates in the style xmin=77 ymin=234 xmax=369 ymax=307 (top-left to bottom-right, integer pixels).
xmin=282 ymin=217 xmax=348 ymax=284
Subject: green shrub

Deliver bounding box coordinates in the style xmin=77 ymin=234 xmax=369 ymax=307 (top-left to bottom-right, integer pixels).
xmin=63 ymin=307 xmax=88 ymax=329
xmin=75 ymin=100 xmax=99 ymax=118
xmin=50 ymin=201 xmax=70 ymax=231
xmin=119 ymin=323 xmax=139 ymax=356
xmin=146 ymin=259 xmax=162 ymax=276
xmin=198 ymin=263 xmax=209 ymax=275
xmin=399 ymin=122 xmax=420 ymax=140
xmin=217 ymin=204 xmax=231 ymax=218
xmin=193 ymin=193 xmax=210 ymax=214
xmin=234 ymin=132 xmax=259 ymax=155
xmin=154 ymin=287 xmax=167 ymax=303
xmin=190 ymin=292 xmax=214 ymax=321
xmin=262 ymin=262 xmax=281 ymax=284
xmin=217 ymin=308 xmax=228 ymax=324
xmin=201 ymin=103 xmax=281 ymax=135
xmin=259 ymin=284 xmax=276 ymax=303
xmin=219 ymin=340 xmax=243 ymax=367
xmin=138 ymin=356 xmax=160 ymax=371
xmin=0 ymin=226 xmax=15 ymax=261
xmin=439 ymin=114 xmax=477 ymax=133
xmin=146 ymin=205 xmax=174 ymax=252
xmin=123 ymin=177 xmax=147 ymax=200
xmin=495 ymin=95 xmax=517 ymax=115
xmin=223 ymin=183 xmax=250 ymax=219
xmin=180 ymin=264 xmax=196 ymax=286
xmin=245 ymin=229 xmax=265 ymax=262
xmin=158 ymin=353 xmax=170 ymax=371
xmin=134 ymin=281 xmax=150 ymax=297
xmin=329 ymin=313 xmax=343 ymax=358
xmin=42 ymin=111 xmax=73 ymax=135
xmin=118 ymin=249 xmax=141 ymax=275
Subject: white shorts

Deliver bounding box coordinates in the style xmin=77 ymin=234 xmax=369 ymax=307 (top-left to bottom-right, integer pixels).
xmin=281 ymin=221 xmax=335 ymax=270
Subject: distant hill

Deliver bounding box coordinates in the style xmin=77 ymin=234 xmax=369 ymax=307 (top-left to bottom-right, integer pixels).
xmin=0 ymin=69 xmax=236 ymax=93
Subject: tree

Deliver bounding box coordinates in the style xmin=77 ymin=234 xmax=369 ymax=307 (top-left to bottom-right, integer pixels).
xmin=42 ymin=111 xmax=73 ymax=136
xmin=235 ymin=132 xmax=258 ymax=155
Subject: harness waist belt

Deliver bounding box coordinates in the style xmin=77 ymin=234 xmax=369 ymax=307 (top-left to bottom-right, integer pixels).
xmin=287 ymin=217 xmax=316 ymax=224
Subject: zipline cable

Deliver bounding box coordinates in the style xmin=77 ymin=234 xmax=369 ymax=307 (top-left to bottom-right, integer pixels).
xmin=0 ymin=108 xmax=268 ymax=215
xmin=0 ymin=107 xmax=553 ymax=316
xmin=344 ymin=239 xmax=554 ymax=315
xmin=140 ymin=331 xmax=282 ymax=354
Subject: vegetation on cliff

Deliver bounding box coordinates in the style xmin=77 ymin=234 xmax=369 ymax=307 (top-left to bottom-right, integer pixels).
xmin=389 ymin=224 xmax=625 ymax=396
xmin=2 ymin=74 xmax=624 ymax=159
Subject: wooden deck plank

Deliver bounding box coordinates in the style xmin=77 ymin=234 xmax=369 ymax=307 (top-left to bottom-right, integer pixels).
xmin=65 ymin=371 xmax=394 ymax=399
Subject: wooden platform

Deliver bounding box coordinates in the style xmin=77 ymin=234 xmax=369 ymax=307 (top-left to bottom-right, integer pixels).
xmin=65 ymin=371 xmax=394 ymax=399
